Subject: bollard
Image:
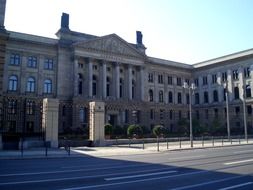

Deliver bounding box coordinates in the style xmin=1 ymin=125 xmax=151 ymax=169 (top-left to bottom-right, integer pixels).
xmin=231 ymin=137 xmax=232 ymax=145
xmin=212 ymin=136 xmax=214 ymax=147
xmin=239 ymin=136 xmax=241 ymax=144
xmin=68 ymin=145 xmax=71 ymax=156
xmin=247 ymin=137 xmax=248 ymax=144
xmin=157 ymin=137 xmax=159 ymax=152
xmin=129 ymin=138 xmax=131 ymax=148
xmin=167 ymin=138 xmax=169 ymax=150
xmin=202 ymin=136 xmax=204 ymax=147
xmin=179 ymin=137 xmax=181 ymax=149
xmin=222 ymin=136 xmax=224 ymax=146
xmin=142 ymin=139 xmax=145 ymax=150
xmin=45 ymin=145 xmax=48 ymax=157
xmin=21 ymin=138 xmax=24 ymax=157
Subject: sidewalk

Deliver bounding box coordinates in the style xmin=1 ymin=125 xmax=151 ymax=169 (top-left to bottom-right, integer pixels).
xmin=0 ymin=138 xmax=252 ymax=159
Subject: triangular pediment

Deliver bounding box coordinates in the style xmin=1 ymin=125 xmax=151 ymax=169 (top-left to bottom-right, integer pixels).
xmin=74 ymin=34 xmax=144 ymax=58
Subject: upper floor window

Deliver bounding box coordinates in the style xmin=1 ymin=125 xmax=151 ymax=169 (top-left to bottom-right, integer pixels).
xmin=159 ymin=90 xmax=164 ymax=103
xmin=44 ymin=58 xmax=53 ymax=70
xmin=158 ymin=75 xmax=163 ymax=84
xmin=177 ymin=92 xmax=182 ymax=104
xmin=10 ymin=53 xmax=21 ymax=66
xmin=78 ymin=74 xmax=83 ymax=95
xmin=222 ymin=72 xmax=227 ymax=82
xmin=168 ymin=76 xmax=173 ymax=85
xmin=149 ymin=89 xmax=153 ymax=102
xmin=44 ymin=79 xmax=52 ymax=94
xmin=148 ymin=73 xmax=153 ymax=83
xmin=177 ymin=77 xmax=182 ymax=86
xmin=204 ymin=91 xmax=209 ymax=103
xmin=185 ymin=79 xmax=190 ymax=86
xmin=8 ymin=75 xmax=18 ymax=91
xmin=213 ymin=90 xmax=218 ymax=102
xmin=244 ymin=67 xmax=250 ymax=78
xmin=26 ymin=77 xmax=35 ymax=92
xmin=245 ymin=84 xmax=251 ymax=98
xmin=232 ymin=70 xmax=239 ymax=80
xmin=7 ymin=100 xmax=17 ymax=114
xmin=26 ymin=100 xmax=35 ymax=115
xmin=194 ymin=78 xmax=199 ymax=87
xmin=234 ymin=86 xmax=239 ymax=99
xmin=168 ymin=91 xmax=173 ymax=103
xmin=212 ymin=74 xmax=217 ymax=84
xmin=195 ymin=93 xmax=199 ymax=104
xmin=202 ymin=76 xmax=208 ymax=85
xmin=27 ymin=56 xmax=37 ymax=68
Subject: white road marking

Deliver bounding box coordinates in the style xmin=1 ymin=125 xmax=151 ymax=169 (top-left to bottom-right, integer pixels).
xmin=234 ymin=149 xmax=253 ymax=154
xmin=167 ymin=155 xmax=206 ymax=161
xmin=218 ymin=182 xmax=253 ymax=190
xmin=224 ymin=159 xmax=253 ymax=165
xmin=105 ymin=170 xmax=177 ymax=181
xmin=59 ymin=170 xmax=208 ymax=190
xmin=170 ymin=175 xmax=246 ymax=190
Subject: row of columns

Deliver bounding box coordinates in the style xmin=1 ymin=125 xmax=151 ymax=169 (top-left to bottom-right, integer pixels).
xmin=75 ymin=57 xmax=144 ymax=101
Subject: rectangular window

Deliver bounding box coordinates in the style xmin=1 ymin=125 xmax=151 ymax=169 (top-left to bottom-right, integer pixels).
xmin=205 ymin=109 xmax=209 ymax=119
xmin=247 ymin=106 xmax=252 ymax=115
xmin=44 ymin=58 xmax=53 ymax=70
xmin=203 ymin=76 xmax=208 ymax=85
xmin=222 ymin=72 xmax=227 ymax=82
xmin=244 ymin=67 xmax=250 ymax=78
xmin=148 ymin=73 xmax=153 ymax=83
xmin=235 ymin=106 xmax=240 ymax=115
xmin=177 ymin=77 xmax=182 ymax=86
xmin=214 ymin=108 xmax=218 ymax=118
xmin=158 ymin=74 xmax=163 ymax=84
xmin=150 ymin=109 xmax=154 ymax=120
xmin=178 ymin=92 xmax=182 ymax=104
xmin=194 ymin=78 xmax=199 ymax=87
xmin=10 ymin=53 xmax=21 ymax=65
xmin=212 ymin=74 xmax=217 ymax=84
xmin=168 ymin=76 xmax=173 ymax=85
xmin=185 ymin=79 xmax=190 ymax=85
xmin=27 ymin=56 xmax=37 ymax=68
xmin=232 ymin=70 xmax=239 ymax=80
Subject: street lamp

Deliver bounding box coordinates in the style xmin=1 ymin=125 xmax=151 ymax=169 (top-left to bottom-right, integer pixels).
xmin=224 ymin=82 xmax=231 ymax=140
xmin=242 ymin=85 xmax=249 ymax=141
xmin=183 ymin=82 xmax=195 ymax=148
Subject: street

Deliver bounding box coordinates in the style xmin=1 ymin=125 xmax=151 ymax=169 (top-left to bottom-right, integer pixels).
xmin=0 ymin=145 xmax=253 ymax=190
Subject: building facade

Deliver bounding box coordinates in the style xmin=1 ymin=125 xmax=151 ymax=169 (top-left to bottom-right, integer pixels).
xmin=0 ymin=1 xmax=253 ymax=140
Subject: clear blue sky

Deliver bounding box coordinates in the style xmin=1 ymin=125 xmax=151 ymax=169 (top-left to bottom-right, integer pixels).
xmin=4 ymin=0 xmax=253 ymax=64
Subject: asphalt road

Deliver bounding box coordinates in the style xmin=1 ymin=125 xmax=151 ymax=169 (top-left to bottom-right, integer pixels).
xmin=1 ymin=145 xmax=253 ymax=190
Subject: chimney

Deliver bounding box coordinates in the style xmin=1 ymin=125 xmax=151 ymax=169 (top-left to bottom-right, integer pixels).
xmin=61 ymin=13 xmax=69 ymax=30
xmin=136 ymin=31 xmax=143 ymax=45
xmin=0 ymin=0 xmax=6 ymax=30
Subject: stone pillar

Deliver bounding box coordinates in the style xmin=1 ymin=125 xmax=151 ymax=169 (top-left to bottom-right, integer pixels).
xmin=140 ymin=66 xmax=145 ymax=101
xmin=227 ymin=70 xmax=233 ymax=101
xmin=198 ymin=76 xmax=203 ymax=104
xmin=238 ymin=67 xmax=244 ymax=100
xmin=42 ymin=98 xmax=59 ymax=148
xmin=74 ymin=59 xmax=78 ymax=96
xmin=115 ymin=63 xmax=120 ymax=99
xmin=207 ymin=74 xmax=212 ymax=102
xmin=128 ymin=65 xmax=132 ymax=100
xmin=102 ymin=62 xmax=107 ymax=99
xmin=88 ymin=59 xmax=93 ymax=97
xmin=89 ymin=101 xmax=105 ymax=146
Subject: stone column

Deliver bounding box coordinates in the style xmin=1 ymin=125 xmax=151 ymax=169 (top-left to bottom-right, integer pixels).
xmin=88 ymin=59 xmax=93 ymax=97
xmin=89 ymin=101 xmax=105 ymax=146
xmin=227 ymin=70 xmax=233 ymax=101
xmin=128 ymin=65 xmax=132 ymax=100
xmin=198 ymin=76 xmax=203 ymax=104
xmin=102 ymin=61 xmax=107 ymax=99
xmin=217 ymin=72 xmax=223 ymax=102
xmin=207 ymin=74 xmax=212 ymax=103
xmin=115 ymin=63 xmax=120 ymax=99
xmin=238 ymin=67 xmax=244 ymax=100
xmin=42 ymin=98 xmax=59 ymax=148
xmin=140 ymin=66 xmax=145 ymax=101
xmin=74 ymin=58 xmax=79 ymax=96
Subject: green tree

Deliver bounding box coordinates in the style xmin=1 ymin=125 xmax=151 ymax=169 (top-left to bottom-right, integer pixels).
xmin=152 ymin=125 xmax=168 ymax=137
xmin=127 ymin=124 xmax=143 ymax=138
xmin=104 ymin=124 xmax=113 ymax=137
xmin=177 ymin=118 xmax=189 ymax=135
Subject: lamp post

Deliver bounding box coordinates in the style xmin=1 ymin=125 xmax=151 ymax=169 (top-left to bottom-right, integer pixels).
xmin=242 ymin=85 xmax=248 ymax=141
xmin=183 ymin=82 xmax=195 ymax=148
xmin=224 ymin=82 xmax=231 ymax=140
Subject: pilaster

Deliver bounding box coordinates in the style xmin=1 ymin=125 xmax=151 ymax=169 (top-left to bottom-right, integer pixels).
xmin=88 ymin=59 xmax=93 ymax=97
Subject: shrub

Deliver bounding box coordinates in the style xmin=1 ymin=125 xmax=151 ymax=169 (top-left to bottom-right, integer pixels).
xmin=127 ymin=124 xmax=143 ymax=137
xmin=152 ymin=125 xmax=168 ymax=137
xmin=104 ymin=124 xmax=113 ymax=136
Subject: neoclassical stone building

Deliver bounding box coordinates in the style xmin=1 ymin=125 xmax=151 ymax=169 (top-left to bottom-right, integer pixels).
xmin=0 ymin=0 xmax=252 ymax=140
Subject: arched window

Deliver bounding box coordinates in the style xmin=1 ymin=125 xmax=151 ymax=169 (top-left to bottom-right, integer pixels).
xmin=44 ymin=79 xmax=52 ymax=94
xmin=159 ymin=90 xmax=164 ymax=103
xmin=26 ymin=77 xmax=35 ymax=92
xmin=149 ymin=89 xmax=153 ymax=102
xmin=8 ymin=75 xmax=18 ymax=91
xmin=168 ymin=91 xmax=173 ymax=103
xmin=178 ymin=92 xmax=182 ymax=104
xmin=213 ymin=90 xmax=218 ymax=102
xmin=78 ymin=74 xmax=83 ymax=95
